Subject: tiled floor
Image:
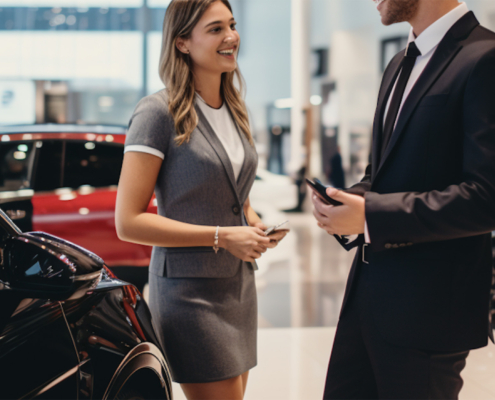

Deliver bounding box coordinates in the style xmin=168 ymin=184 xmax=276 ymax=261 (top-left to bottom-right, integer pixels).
xmin=151 ymin=212 xmax=495 ymax=400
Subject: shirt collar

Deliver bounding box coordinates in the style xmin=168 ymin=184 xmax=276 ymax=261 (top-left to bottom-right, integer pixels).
xmin=408 ymin=2 xmax=469 ymax=56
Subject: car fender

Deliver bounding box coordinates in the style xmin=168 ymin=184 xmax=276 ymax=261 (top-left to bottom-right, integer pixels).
xmin=102 ymin=342 xmax=172 ymax=400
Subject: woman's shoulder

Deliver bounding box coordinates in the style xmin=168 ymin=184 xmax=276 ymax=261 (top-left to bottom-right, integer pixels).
xmin=126 ymin=89 xmax=174 ymax=151
xmin=134 ymin=89 xmax=170 ymax=116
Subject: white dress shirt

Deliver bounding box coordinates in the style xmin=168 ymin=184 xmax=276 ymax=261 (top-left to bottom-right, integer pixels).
xmin=196 ymin=94 xmax=245 ymax=181
xmin=364 ymin=2 xmax=470 ymax=243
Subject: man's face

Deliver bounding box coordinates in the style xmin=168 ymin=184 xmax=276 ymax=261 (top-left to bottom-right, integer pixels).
xmin=374 ymin=0 xmax=420 ymax=26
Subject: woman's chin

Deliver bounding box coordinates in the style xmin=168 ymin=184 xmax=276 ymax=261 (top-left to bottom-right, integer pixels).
xmin=220 ymin=64 xmax=238 ymax=74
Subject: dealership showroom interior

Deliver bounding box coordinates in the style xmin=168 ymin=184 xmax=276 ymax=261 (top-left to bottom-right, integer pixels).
xmin=2 ymin=0 xmax=495 ymax=399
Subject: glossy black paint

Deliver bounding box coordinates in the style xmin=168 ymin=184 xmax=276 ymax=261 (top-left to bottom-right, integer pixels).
xmin=0 ymin=209 xmax=172 ymax=399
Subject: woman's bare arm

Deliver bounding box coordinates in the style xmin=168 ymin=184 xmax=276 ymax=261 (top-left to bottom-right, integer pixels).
xmin=115 ymin=152 xmax=270 ymax=259
xmin=243 ymin=197 xmax=263 ymax=228
xmin=115 ymin=152 xmax=217 ymax=247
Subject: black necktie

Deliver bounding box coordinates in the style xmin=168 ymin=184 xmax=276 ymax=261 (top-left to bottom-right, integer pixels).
xmin=381 ymin=41 xmax=422 ymax=156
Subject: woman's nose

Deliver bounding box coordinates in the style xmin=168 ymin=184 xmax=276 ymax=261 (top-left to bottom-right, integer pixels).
xmin=224 ymin=34 xmax=238 ymax=45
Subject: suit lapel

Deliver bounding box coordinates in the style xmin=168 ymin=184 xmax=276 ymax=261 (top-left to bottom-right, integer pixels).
xmin=195 ymin=104 xmax=241 ymax=203
xmin=376 ymin=40 xmax=463 ymax=175
xmin=372 ymin=52 xmax=404 ymax=179
xmin=375 ymin=12 xmax=479 ymax=180
xmin=221 ymin=104 xmax=258 ymax=203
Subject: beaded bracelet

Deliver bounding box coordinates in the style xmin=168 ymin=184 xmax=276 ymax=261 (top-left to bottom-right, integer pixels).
xmin=213 ymin=226 xmax=220 ymax=254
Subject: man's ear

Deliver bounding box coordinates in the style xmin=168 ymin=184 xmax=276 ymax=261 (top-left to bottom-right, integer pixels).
xmin=176 ymin=38 xmax=189 ymax=54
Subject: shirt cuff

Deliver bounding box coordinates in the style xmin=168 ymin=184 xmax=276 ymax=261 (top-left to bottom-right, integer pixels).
xmin=364 ymin=220 xmax=371 ymax=243
xmin=124 ymin=145 xmax=165 ymax=160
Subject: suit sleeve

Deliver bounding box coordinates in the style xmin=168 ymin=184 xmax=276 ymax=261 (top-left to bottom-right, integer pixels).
xmin=365 ymin=48 xmax=495 ymax=252
xmin=344 ymin=164 xmax=372 ymax=197
xmin=124 ymin=93 xmax=174 ymax=160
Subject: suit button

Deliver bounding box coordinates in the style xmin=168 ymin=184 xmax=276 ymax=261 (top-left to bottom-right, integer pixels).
xmin=407 ymin=242 xmax=413 ymax=246
xmin=232 ymin=205 xmax=240 ymax=215
xmin=385 ymin=243 xmax=392 ymax=249
xmin=399 ymin=243 xmax=406 ymax=247
xmin=392 ymin=244 xmax=399 ymax=249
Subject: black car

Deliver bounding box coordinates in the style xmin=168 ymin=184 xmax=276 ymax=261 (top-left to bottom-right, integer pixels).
xmin=0 ymin=208 xmax=172 ymax=399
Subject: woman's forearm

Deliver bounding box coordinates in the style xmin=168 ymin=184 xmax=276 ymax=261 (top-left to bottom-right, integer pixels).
xmin=245 ymin=205 xmax=263 ymax=227
xmin=117 ymin=212 xmax=217 ymax=248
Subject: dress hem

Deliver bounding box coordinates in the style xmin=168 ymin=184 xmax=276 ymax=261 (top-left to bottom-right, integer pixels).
xmin=172 ymin=363 xmax=257 ymax=384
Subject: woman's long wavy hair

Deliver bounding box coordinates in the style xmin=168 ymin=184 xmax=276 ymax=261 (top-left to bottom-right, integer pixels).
xmin=159 ymin=0 xmax=253 ymax=146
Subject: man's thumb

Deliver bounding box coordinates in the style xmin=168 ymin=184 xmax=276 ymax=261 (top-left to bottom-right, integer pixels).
xmin=326 ymin=187 xmax=344 ymax=200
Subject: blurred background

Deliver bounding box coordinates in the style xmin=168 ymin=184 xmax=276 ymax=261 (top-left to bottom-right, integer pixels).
xmin=2 ymin=1 xmax=495 ymax=399
xmin=2 ymin=0 xmax=493 ymax=186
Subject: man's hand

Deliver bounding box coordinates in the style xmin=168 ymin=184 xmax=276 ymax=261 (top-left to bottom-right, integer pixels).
xmin=311 ymin=188 xmax=366 ymax=236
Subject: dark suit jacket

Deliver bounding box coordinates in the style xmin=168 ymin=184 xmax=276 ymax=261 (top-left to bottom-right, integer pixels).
xmin=342 ymin=12 xmax=495 ymax=352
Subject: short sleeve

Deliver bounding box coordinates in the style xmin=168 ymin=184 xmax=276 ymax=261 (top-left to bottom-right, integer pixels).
xmin=124 ymin=91 xmax=174 ymax=160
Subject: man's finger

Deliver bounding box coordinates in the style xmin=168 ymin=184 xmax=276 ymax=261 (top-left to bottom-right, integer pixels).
xmin=313 ymin=209 xmax=327 ymax=223
xmin=326 ymin=187 xmax=356 ymax=204
xmin=314 ymin=198 xmax=333 ymax=217
xmin=311 ymin=192 xmax=327 ymax=207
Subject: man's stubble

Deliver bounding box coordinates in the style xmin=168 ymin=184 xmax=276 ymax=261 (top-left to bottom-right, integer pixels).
xmin=381 ymin=0 xmax=420 ymax=25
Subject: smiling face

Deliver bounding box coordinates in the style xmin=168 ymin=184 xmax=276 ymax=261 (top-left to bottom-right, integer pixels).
xmin=374 ymin=0 xmax=420 ymax=26
xmin=176 ymin=0 xmax=240 ymax=76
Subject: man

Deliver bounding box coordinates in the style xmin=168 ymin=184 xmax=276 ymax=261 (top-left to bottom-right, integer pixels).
xmin=311 ymin=0 xmax=495 ymax=398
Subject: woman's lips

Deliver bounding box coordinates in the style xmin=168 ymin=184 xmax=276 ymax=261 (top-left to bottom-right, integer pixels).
xmin=217 ymin=47 xmax=237 ymax=60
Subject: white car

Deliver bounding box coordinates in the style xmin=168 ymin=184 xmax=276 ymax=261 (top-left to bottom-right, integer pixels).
xmin=250 ymin=168 xmax=298 ymax=276
xmin=250 ymin=168 xmax=298 ymax=216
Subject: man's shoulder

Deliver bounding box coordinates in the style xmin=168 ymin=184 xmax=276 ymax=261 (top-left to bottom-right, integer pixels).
xmin=463 ymin=24 xmax=495 ymax=54
xmin=474 ymin=23 xmax=495 ymax=40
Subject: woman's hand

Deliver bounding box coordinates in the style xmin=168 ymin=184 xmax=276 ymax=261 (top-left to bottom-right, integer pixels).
xmin=266 ymin=230 xmax=289 ymax=248
xmin=252 ymin=222 xmax=288 ymax=249
xmin=219 ymin=226 xmax=271 ymax=262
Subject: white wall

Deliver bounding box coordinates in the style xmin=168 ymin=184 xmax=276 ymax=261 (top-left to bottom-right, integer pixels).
xmin=236 ymin=0 xmax=291 ymax=142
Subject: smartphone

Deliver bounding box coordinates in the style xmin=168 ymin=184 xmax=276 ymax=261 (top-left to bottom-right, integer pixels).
xmin=305 ymin=178 xmax=343 ymax=206
xmin=265 ymin=220 xmax=290 ymax=236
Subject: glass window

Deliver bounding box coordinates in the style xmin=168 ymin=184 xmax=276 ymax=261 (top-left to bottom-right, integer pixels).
xmin=33 ymin=141 xmax=63 ymax=192
xmin=63 ymin=141 xmax=123 ymax=188
xmin=0 ymin=142 xmax=35 ymax=191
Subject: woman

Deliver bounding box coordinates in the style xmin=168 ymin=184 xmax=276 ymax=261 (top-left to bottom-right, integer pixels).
xmin=115 ymin=1 xmax=287 ymax=399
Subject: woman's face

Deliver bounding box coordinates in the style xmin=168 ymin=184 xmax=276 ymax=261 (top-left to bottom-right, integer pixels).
xmin=177 ymin=1 xmax=240 ymax=75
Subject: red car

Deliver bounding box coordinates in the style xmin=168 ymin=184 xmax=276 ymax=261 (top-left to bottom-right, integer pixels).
xmin=0 ymin=124 xmax=155 ymax=289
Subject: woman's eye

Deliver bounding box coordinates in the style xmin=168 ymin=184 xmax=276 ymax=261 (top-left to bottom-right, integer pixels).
xmin=231 ymin=23 xmax=237 ymax=30
xmin=211 ymin=27 xmax=221 ymax=33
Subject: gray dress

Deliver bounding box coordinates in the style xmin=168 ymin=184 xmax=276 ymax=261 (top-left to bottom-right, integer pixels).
xmin=125 ymin=90 xmax=259 ymax=384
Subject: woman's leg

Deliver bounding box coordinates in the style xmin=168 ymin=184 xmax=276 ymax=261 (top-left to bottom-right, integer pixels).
xmin=241 ymin=371 xmax=249 ymax=395
xmin=180 ymin=374 xmax=244 ymax=400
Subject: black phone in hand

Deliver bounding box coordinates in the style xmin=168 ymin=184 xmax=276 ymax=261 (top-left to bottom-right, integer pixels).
xmin=306 ymin=178 xmax=343 ymax=206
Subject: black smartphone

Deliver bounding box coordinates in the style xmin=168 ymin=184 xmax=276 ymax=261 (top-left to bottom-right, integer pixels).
xmin=305 ymin=178 xmax=343 ymax=206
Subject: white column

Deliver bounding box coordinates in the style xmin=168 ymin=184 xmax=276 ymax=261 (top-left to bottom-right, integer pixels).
xmin=289 ymin=0 xmax=311 ymax=174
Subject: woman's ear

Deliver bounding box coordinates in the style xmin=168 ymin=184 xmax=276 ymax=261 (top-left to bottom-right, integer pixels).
xmin=176 ymin=38 xmax=190 ymax=55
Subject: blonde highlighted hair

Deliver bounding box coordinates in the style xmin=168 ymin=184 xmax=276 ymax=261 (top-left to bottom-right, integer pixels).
xmin=159 ymin=0 xmax=253 ymax=145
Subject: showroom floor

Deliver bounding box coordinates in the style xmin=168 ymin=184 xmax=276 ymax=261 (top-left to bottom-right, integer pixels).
xmin=145 ymin=212 xmax=495 ymax=400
